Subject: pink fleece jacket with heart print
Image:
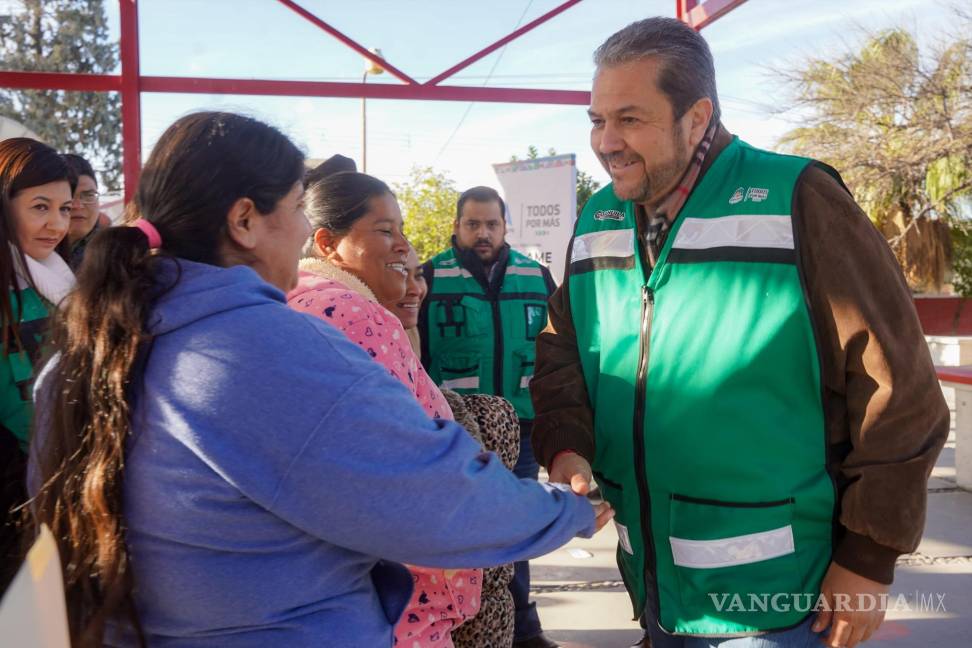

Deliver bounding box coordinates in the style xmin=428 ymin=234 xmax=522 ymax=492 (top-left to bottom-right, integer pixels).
xmin=288 ymin=263 xmax=481 ymax=648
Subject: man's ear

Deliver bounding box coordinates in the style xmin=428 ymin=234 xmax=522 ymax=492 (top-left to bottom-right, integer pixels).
xmin=225 ymin=196 xmax=259 ymax=250
xmin=314 ymin=227 xmax=341 ymax=263
xmin=684 ymin=96 xmax=714 ymax=148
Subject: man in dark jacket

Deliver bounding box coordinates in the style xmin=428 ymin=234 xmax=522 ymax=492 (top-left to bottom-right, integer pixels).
xmin=530 ymin=17 xmax=949 ymax=648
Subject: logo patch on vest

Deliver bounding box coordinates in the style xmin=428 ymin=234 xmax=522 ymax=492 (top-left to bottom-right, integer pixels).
xmin=746 ymin=187 xmax=769 ymax=202
xmin=525 ymin=303 xmax=546 ymax=339
xmin=729 ymin=187 xmax=769 ymax=204
xmin=594 ymin=209 xmax=624 ymax=221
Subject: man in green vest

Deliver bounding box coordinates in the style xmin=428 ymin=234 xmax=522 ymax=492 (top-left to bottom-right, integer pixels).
xmin=419 ymin=186 xmax=559 ymax=648
xmin=530 ymin=17 xmax=949 ymax=648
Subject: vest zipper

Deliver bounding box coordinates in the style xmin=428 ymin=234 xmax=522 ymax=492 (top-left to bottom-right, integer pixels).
xmin=633 ymin=284 xmax=659 ymax=624
xmin=491 ymin=298 xmax=503 ymax=397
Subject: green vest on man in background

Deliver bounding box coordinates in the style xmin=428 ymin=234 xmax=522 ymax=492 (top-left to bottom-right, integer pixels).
xmin=421 ymin=242 xmax=553 ymax=421
xmin=417 ymin=185 xmax=561 ymax=648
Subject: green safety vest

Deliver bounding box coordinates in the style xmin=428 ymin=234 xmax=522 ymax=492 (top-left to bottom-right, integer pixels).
xmin=424 ymin=247 xmax=550 ymax=420
xmin=1 ymin=286 xmax=50 ymax=451
xmin=568 ymin=137 xmax=835 ymax=636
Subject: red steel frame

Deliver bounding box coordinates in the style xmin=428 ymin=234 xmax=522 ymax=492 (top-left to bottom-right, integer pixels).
xmin=0 ymin=0 xmax=746 ymax=199
xmin=937 ymin=366 xmax=972 ymax=386
xmin=677 ymin=0 xmax=748 ymax=31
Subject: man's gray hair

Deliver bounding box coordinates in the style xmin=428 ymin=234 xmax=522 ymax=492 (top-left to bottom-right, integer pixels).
xmin=594 ymin=17 xmax=721 ymax=123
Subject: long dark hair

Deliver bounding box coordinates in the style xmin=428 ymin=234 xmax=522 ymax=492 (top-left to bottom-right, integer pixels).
xmin=0 ymin=138 xmax=73 ymax=351
xmin=29 ymin=112 xmax=304 ymax=646
xmin=302 ymin=171 xmax=392 ymax=255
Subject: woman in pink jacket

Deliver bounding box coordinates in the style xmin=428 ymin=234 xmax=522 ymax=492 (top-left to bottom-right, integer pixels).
xmin=287 ymin=171 xmax=479 ymax=648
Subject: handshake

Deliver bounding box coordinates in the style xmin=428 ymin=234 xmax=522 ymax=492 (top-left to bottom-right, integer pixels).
xmin=548 ymin=451 xmax=615 ymax=532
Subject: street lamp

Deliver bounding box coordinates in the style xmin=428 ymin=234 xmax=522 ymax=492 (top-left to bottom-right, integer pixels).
xmin=362 ymin=48 xmax=384 ymax=173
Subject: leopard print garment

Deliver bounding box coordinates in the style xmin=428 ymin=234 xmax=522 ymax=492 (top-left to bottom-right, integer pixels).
xmin=441 ymin=391 xmax=520 ymax=648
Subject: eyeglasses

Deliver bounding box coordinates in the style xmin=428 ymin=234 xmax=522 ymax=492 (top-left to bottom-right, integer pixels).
xmin=73 ymin=190 xmax=100 ymax=206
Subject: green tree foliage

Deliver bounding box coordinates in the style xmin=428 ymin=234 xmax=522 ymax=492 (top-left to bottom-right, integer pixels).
xmin=397 ymin=153 xmax=603 ymax=263
xmin=0 ymin=0 xmax=122 ymax=189
xmin=510 ymin=146 xmax=602 ymax=216
xmin=776 ymin=21 xmax=972 ymax=292
xmin=950 ymin=212 xmax=972 ymax=296
xmin=395 ymin=166 xmax=460 ymax=263
xmin=575 ymin=169 xmax=601 ymax=216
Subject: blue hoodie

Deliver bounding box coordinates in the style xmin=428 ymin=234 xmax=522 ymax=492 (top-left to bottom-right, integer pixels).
xmin=35 ymin=260 xmax=594 ymax=647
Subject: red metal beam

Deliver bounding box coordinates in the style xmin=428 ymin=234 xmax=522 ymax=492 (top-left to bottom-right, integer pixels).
xmin=140 ymin=75 xmax=590 ymax=105
xmin=937 ymin=366 xmax=972 ymax=386
xmin=275 ymin=0 xmax=418 ymax=86
xmin=119 ymin=0 xmax=142 ymax=202
xmin=424 ymin=0 xmax=583 ymax=87
xmin=680 ymin=0 xmax=748 ymax=30
xmin=0 ymin=70 xmax=121 ymax=92
xmin=676 ymin=0 xmax=693 ymax=22
xmin=0 ymin=69 xmax=590 ymax=105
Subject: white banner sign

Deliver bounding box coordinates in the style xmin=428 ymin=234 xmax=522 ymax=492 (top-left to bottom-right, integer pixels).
xmin=493 ymin=154 xmax=577 ymax=284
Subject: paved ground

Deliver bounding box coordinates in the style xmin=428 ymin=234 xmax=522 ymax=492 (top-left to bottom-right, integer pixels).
xmin=527 ymin=386 xmax=972 ymax=647
xmin=530 ymin=518 xmax=643 ymax=647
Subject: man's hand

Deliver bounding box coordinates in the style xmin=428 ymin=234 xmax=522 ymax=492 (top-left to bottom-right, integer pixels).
xmin=548 ymin=452 xmax=614 ymax=531
xmin=813 ymin=562 xmax=889 ymax=647
xmin=548 ymin=451 xmax=593 ymax=495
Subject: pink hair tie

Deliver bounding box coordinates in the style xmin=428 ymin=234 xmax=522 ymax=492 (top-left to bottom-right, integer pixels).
xmin=133 ymin=219 xmax=162 ymax=249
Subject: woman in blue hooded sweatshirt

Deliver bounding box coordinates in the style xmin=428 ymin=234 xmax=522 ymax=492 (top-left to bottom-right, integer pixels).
xmin=26 ymin=112 xmax=611 ymax=648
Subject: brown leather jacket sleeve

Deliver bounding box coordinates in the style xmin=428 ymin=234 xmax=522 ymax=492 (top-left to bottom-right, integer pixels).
xmin=797 ymin=166 xmax=949 ymax=583
xmin=530 ymin=248 xmax=596 ymax=470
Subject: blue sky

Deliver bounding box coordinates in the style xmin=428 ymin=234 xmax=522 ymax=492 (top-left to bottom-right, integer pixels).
xmin=95 ymin=0 xmax=958 ymax=191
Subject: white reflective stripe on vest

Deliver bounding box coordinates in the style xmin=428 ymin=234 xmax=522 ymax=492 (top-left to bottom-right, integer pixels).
xmin=520 ymin=374 xmax=532 ymax=389
xmin=434 ymin=267 xmax=471 ymax=279
xmin=571 ymin=229 xmax=635 ymax=263
xmin=506 ymin=265 xmax=543 ymax=277
xmin=669 ymin=525 xmax=795 ymax=569
xmin=672 ymin=215 xmax=794 ymax=250
xmin=441 ymin=376 xmax=480 ymax=390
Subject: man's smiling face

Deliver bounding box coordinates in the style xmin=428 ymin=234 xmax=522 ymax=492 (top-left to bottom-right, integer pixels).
xmin=589 ymin=58 xmax=695 ymax=208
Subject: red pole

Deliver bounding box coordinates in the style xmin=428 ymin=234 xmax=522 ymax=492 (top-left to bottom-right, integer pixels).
xmin=679 ymin=0 xmax=747 ymax=30
xmin=119 ymin=0 xmax=141 ymax=203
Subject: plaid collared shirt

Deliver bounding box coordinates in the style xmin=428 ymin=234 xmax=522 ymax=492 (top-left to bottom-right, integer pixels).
xmin=643 ymin=121 xmax=718 ymax=268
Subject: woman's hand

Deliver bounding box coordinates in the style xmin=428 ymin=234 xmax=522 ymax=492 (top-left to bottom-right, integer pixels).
xmin=593 ymin=500 xmax=615 ymax=532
